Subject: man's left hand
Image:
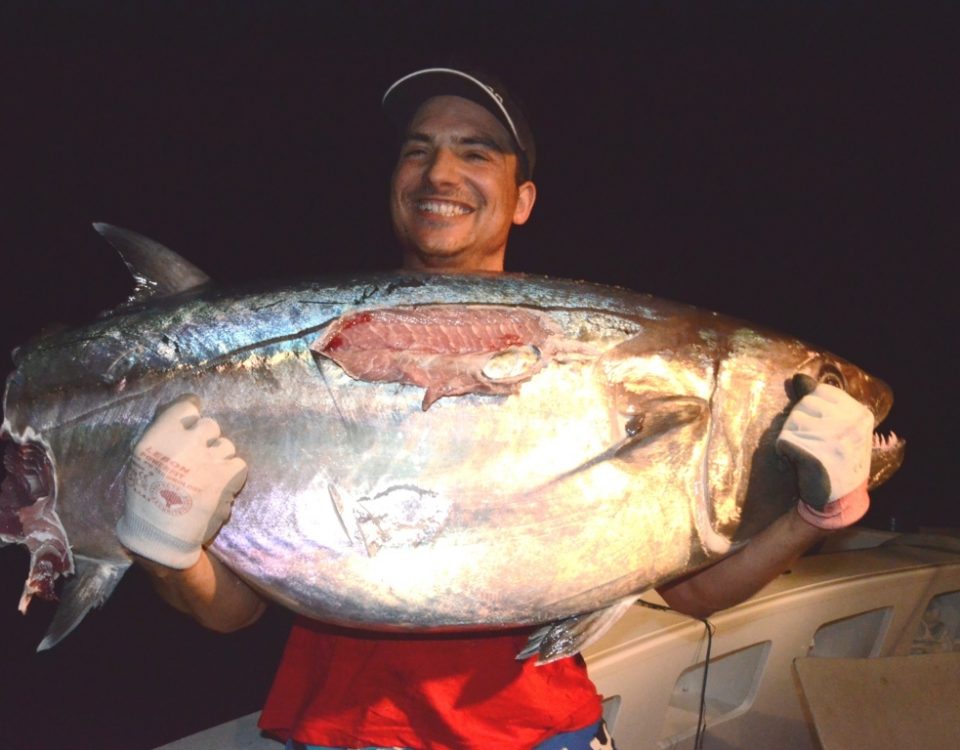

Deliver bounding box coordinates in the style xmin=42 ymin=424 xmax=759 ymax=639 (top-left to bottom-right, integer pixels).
xmin=777 ymin=382 xmax=874 ymax=512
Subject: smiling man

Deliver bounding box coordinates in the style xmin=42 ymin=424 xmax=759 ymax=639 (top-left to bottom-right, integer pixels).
xmin=388 ymin=91 xmax=536 ymax=271
xmin=121 ymin=66 xmax=875 ymax=750
xmin=255 ymin=69 xmax=614 ymax=750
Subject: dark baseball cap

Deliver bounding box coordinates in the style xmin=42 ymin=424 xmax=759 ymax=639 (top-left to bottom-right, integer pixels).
xmin=382 ymin=67 xmax=536 ymax=181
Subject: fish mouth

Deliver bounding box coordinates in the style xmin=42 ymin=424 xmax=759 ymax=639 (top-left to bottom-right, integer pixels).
xmin=860 ymin=376 xmax=906 ymax=490
xmin=807 ymin=369 xmax=906 ymax=491
xmin=0 ymin=432 xmax=72 ymax=612
xmin=863 ymin=378 xmax=905 ymax=491
xmin=869 ymin=430 xmax=906 ymax=491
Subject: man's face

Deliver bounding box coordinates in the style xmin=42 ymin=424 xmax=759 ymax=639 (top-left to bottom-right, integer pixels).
xmin=390 ymin=95 xmax=536 ymax=272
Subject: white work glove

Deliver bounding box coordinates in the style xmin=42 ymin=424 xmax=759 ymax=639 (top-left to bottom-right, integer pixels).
xmin=116 ymin=395 xmax=248 ymax=569
xmin=777 ymin=380 xmax=874 ymax=512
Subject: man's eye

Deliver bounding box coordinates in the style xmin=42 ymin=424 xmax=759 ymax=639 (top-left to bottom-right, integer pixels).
xmin=464 ymin=151 xmax=490 ymax=162
xmin=402 ymin=148 xmax=426 ymax=158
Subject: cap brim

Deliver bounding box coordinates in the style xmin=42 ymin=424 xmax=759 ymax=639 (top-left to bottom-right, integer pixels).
xmin=383 ymin=68 xmax=521 ymax=151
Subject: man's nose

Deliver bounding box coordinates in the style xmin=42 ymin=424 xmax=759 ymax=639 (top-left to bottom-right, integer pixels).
xmin=424 ymin=147 xmax=459 ymax=186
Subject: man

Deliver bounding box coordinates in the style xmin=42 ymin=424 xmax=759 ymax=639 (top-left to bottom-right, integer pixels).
xmin=118 ymin=67 xmax=873 ymax=750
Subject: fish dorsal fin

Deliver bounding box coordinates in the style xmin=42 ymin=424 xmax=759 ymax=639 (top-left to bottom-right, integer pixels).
xmin=93 ymin=222 xmax=212 ymax=301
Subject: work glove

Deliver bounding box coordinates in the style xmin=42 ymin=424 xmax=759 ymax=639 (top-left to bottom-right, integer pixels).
xmin=796 ymin=481 xmax=869 ymax=530
xmin=777 ymin=379 xmax=873 ymax=528
xmin=116 ymin=395 xmax=248 ymax=569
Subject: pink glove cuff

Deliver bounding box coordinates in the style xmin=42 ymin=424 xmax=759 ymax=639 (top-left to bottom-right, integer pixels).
xmin=797 ymin=484 xmax=869 ymax=530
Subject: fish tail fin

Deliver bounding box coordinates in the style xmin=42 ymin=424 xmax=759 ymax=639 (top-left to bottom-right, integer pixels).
xmin=517 ymin=595 xmax=641 ymax=664
xmin=37 ymin=556 xmax=130 ymax=651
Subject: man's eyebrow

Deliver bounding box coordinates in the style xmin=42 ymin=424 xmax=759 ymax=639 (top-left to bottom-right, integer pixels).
xmin=402 ymin=132 xmax=433 ymax=146
xmin=402 ymin=131 xmax=508 ymax=153
xmin=456 ymin=135 xmax=506 ymax=152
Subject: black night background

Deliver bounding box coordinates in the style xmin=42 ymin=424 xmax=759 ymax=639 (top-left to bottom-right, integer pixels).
xmin=1 ymin=3 xmax=957 ymax=748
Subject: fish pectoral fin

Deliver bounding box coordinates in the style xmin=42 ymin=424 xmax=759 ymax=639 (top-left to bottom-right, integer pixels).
xmin=617 ymin=395 xmax=708 ymax=458
xmin=516 ymin=595 xmax=641 ymax=665
xmin=545 ymin=395 xmax=710 ymax=485
xmin=93 ymin=223 xmax=212 ymax=302
xmin=37 ymin=556 xmax=131 ymax=651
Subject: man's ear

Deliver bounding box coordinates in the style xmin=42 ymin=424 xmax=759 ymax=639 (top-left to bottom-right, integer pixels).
xmin=512 ymin=181 xmax=537 ymax=226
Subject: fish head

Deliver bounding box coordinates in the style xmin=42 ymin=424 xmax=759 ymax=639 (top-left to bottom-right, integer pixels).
xmin=595 ymin=311 xmax=904 ymax=549
xmin=707 ymin=326 xmax=904 ymax=542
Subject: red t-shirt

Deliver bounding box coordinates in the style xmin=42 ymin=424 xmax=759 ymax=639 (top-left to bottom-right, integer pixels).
xmin=259 ymin=617 xmax=602 ymax=750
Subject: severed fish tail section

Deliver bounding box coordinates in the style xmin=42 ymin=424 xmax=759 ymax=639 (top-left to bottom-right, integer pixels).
xmin=0 ymin=435 xmax=72 ymax=612
xmin=1 ymin=432 xmax=130 ymax=650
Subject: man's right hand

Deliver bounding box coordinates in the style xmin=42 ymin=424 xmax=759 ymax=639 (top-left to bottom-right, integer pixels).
xmin=116 ymin=395 xmax=248 ymax=569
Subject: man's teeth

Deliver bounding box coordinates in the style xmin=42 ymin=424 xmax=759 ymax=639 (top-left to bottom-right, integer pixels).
xmin=418 ymin=200 xmax=470 ymax=217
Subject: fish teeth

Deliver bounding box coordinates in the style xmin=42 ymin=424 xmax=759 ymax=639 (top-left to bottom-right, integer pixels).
xmin=872 ymin=430 xmax=902 ymax=450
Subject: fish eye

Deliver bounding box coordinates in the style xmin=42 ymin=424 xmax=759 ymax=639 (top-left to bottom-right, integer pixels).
xmin=818 ymin=364 xmax=846 ymax=390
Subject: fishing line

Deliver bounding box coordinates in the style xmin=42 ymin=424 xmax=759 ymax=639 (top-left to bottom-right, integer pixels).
xmin=692 ymin=615 xmax=716 ymax=750
xmin=636 ymin=600 xmax=715 ymax=749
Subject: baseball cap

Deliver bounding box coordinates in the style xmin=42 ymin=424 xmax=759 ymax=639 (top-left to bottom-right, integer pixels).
xmin=382 ymin=66 xmax=536 ymax=181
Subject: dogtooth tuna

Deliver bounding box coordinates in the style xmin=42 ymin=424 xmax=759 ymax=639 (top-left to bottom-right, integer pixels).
xmin=0 ymin=224 xmax=905 ymax=661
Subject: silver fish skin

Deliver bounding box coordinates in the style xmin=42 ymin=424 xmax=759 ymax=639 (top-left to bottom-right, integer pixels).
xmin=0 ymin=226 xmax=905 ymax=657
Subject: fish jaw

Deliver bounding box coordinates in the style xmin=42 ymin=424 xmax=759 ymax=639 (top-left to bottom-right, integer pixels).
xmin=821 ymin=358 xmax=906 ymax=490
xmin=858 ymin=381 xmax=907 ymax=492
xmin=0 ymin=426 xmax=74 ymax=612
xmin=869 ymin=431 xmax=906 ymax=490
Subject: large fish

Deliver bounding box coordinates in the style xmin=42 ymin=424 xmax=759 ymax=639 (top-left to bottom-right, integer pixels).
xmin=1 ymin=225 xmax=904 ymax=661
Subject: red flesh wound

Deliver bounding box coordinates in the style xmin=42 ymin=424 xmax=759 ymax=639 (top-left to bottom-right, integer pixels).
xmin=1 ymin=438 xmax=72 ymax=608
xmin=312 ymin=306 xmax=558 ymax=408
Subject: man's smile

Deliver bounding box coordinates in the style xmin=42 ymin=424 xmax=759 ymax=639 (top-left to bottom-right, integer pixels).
xmin=414 ymin=199 xmax=474 ymax=218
